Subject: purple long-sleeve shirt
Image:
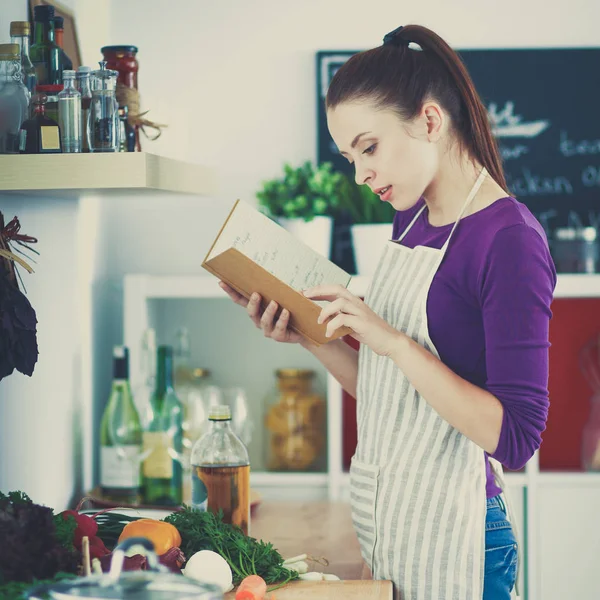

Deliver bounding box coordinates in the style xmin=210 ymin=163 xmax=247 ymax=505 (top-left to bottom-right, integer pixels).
xmin=391 ymin=196 xmax=556 ymax=497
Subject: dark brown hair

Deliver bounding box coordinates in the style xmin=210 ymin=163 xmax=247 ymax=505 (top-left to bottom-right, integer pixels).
xmin=326 ymin=24 xmax=507 ymax=191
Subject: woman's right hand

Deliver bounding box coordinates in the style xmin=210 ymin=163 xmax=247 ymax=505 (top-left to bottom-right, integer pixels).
xmin=219 ymin=281 xmax=305 ymax=345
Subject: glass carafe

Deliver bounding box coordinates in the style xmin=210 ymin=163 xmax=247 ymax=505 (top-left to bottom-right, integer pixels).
xmin=0 ymin=44 xmax=29 ymax=154
xmin=89 ymin=61 xmax=119 ymax=152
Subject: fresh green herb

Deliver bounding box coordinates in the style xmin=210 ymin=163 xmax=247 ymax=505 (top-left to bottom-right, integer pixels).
xmin=0 ymin=572 xmax=76 ymax=600
xmin=164 ymin=506 xmax=299 ymax=586
xmin=53 ymin=513 xmax=77 ymax=551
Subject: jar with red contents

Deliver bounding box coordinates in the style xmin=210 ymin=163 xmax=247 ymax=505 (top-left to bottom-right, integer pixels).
xmin=100 ymin=45 xmax=140 ymax=150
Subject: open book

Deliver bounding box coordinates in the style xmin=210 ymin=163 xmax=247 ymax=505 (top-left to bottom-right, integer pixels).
xmin=202 ymin=200 xmax=353 ymax=345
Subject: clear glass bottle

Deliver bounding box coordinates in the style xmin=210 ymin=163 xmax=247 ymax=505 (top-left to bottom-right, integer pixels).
xmin=29 ymin=4 xmax=61 ymax=86
xmin=99 ymin=346 xmax=143 ymax=504
xmin=89 ymin=61 xmax=119 ymax=152
xmin=191 ymin=404 xmax=250 ymax=535
xmin=19 ymin=93 xmax=61 ymax=154
xmin=58 ymin=70 xmax=82 ymax=153
xmin=142 ymin=345 xmax=184 ymax=506
xmin=264 ymin=369 xmax=326 ymax=472
xmin=117 ymin=105 xmax=136 ymax=152
xmin=76 ymin=66 xmax=92 ymax=152
xmin=133 ymin=328 xmax=157 ymax=429
xmin=9 ymin=21 xmax=37 ymax=97
xmin=0 ymin=44 xmax=29 ymax=154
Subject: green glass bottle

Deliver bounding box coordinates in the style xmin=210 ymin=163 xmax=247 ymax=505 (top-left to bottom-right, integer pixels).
xmin=142 ymin=345 xmax=184 ymax=506
xmin=29 ymin=5 xmax=61 ymax=86
xmin=99 ymin=346 xmax=142 ymax=504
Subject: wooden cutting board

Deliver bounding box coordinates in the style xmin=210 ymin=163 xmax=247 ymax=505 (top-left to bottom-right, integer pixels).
xmin=224 ymin=580 xmax=392 ymax=599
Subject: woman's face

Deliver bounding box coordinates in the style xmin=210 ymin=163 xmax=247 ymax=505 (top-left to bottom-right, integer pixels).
xmin=327 ymin=100 xmax=440 ymax=211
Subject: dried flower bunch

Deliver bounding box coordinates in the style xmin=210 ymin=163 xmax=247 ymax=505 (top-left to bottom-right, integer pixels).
xmin=0 ymin=212 xmax=39 ymax=383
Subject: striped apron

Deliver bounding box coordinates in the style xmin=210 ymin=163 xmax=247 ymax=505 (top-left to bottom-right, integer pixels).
xmin=352 ymin=168 xmax=489 ymax=600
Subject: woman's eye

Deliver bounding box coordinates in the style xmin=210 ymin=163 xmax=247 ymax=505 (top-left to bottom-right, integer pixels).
xmin=363 ymin=144 xmax=377 ymax=155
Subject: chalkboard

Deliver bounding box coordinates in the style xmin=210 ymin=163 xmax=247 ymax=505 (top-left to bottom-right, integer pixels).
xmin=317 ymin=48 xmax=600 ymax=238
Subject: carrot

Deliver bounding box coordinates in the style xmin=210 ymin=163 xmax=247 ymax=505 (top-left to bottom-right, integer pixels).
xmin=235 ymin=574 xmax=267 ymax=600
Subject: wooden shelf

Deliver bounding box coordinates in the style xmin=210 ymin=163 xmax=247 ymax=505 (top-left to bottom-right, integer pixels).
xmin=0 ymin=152 xmax=217 ymax=195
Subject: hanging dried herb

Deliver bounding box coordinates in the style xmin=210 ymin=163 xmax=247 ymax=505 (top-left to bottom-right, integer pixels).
xmin=0 ymin=212 xmax=39 ymax=382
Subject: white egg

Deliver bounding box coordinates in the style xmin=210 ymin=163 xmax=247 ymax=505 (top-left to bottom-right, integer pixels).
xmin=183 ymin=550 xmax=233 ymax=592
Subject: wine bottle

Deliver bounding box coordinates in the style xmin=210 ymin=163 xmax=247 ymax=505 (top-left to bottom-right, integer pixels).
xmin=142 ymin=345 xmax=184 ymax=506
xmin=99 ymin=346 xmax=142 ymax=504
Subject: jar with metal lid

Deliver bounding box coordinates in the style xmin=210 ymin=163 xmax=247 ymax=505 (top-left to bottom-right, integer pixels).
xmin=28 ymin=537 xmax=223 ymax=600
xmin=101 ymin=45 xmax=140 ymax=150
xmin=264 ymin=369 xmax=326 ymax=471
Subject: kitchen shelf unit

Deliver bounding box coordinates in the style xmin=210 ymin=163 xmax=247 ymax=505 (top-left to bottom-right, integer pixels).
xmin=123 ymin=272 xmax=600 ymax=496
xmin=0 ymin=152 xmax=217 ymax=196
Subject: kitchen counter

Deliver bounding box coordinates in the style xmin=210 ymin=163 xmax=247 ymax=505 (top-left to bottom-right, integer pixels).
xmin=222 ymin=501 xmax=392 ymax=599
xmin=248 ymin=501 xmax=363 ymax=580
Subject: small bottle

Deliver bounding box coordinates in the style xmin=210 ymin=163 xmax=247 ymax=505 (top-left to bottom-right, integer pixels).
xmin=19 ymin=93 xmax=61 ymax=154
xmin=9 ymin=21 xmax=37 ymax=97
xmin=191 ymin=404 xmax=251 ymax=535
xmin=99 ymin=346 xmax=143 ymax=504
xmin=58 ymin=70 xmax=82 ymax=152
xmin=76 ymin=66 xmax=92 ymax=152
xmin=0 ymin=44 xmax=30 ymax=154
xmin=142 ymin=345 xmax=184 ymax=506
xmin=133 ymin=328 xmax=157 ymax=429
xmin=53 ymin=16 xmax=73 ymax=71
xmin=29 ymin=4 xmax=61 ymax=86
xmin=118 ymin=105 xmax=135 ymax=152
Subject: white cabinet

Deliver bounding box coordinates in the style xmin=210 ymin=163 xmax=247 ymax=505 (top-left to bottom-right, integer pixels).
xmin=537 ymin=481 xmax=600 ymax=600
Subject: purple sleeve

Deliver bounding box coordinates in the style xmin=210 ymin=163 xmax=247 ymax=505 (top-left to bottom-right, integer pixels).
xmin=479 ymin=223 xmax=556 ymax=470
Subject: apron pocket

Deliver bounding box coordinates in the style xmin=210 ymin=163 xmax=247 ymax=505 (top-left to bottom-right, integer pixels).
xmin=349 ymin=457 xmax=380 ymax=569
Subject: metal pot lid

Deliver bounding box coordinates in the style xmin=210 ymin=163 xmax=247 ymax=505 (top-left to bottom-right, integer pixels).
xmin=38 ymin=573 xmax=223 ymax=599
xmin=30 ymin=537 xmax=223 ymax=600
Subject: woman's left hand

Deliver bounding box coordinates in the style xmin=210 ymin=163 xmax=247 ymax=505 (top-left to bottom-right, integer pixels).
xmin=303 ymin=284 xmax=403 ymax=357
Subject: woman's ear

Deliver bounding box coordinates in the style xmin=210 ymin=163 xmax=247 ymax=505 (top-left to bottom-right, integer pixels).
xmin=421 ymin=101 xmax=445 ymax=143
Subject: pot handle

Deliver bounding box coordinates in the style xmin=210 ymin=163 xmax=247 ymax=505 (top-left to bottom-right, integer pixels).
xmin=105 ymin=536 xmax=167 ymax=584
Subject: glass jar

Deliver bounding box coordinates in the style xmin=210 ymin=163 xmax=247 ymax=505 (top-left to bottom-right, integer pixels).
xmin=582 ymin=392 xmax=600 ymax=471
xmin=0 ymin=44 xmax=29 ymax=154
xmin=101 ymin=45 xmax=140 ymax=151
xmin=89 ymin=61 xmax=119 ymax=152
xmin=265 ymin=369 xmax=326 ymax=472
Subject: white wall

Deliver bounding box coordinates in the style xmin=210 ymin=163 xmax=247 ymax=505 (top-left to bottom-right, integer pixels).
xmin=1 ymin=0 xmax=599 ymax=513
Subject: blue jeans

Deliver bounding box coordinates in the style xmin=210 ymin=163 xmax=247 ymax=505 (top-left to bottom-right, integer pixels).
xmin=484 ymin=495 xmax=518 ymax=599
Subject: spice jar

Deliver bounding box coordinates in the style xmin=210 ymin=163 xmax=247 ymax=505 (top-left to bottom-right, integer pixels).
xmin=265 ymin=369 xmax=326 ymax=471
xmin=101 ymin=45 xmax=140 ymax=151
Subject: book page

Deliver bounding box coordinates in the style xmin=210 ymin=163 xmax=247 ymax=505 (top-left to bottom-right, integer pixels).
xmin=207 ymin=200 xmax=352 ymax=292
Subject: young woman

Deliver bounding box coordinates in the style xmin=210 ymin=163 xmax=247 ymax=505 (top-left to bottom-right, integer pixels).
xmin=220 ymin=24 xmax=555 ymax=600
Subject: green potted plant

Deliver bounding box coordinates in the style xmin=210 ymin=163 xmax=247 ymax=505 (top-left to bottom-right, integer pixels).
xmin=256 ymin=161 xmax=348 ymax=258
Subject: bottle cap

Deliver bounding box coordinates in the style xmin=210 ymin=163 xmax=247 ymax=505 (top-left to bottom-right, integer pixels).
xmin=10 ymin=21 xmax=30 ymax=36
xmin=76 ymin=66 xmax=91 ymax=74
xmin=101 ymin=45 xmax=139 ymax=55
xmin=53 ymin=16 xmax=64 ymax=29
xmin=62 ymin=70 xmax=76 ymax=79
xmin=34 ymin=5 xmax=55 ymax=21
xmin=113 ymin=346 xmax=129 ymax=379
xmin=0 ymin=44 xmax=20 ymax=61
xmin=209 ymin=404 xmax=232 ymax=421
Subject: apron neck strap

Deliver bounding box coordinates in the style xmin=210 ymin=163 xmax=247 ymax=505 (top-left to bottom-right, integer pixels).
xmin=441 ymin=166 xmax=488 ymax=252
